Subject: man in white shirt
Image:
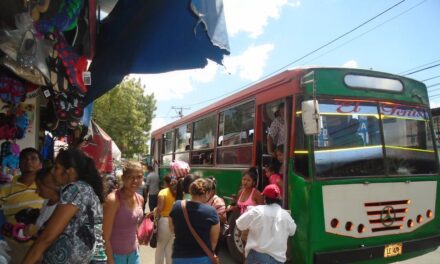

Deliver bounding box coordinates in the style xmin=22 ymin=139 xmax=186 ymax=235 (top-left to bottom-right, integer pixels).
xmin=236 ymin=184 xmax=296 ymax=264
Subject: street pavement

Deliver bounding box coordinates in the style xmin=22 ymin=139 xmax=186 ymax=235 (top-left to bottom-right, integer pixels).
xmin=138 ymin=207 xmax=439 ymax=264
xmin=140 ymin=241 xmax=237 ymax=264
xmin=140 ymin=244 xmax=439 ymax=264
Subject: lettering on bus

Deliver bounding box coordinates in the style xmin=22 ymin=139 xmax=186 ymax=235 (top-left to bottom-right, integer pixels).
xmin=336 ymin=102 xmax=361 ymax=113
xmin=327 ymin=102 xmax=428 ymax=120
xmin=380 ymin=105 xmax=428 ymax=119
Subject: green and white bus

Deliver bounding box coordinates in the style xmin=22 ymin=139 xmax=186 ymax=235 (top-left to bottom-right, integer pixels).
xmin=151 ymin=67 xmax=440 ymax=263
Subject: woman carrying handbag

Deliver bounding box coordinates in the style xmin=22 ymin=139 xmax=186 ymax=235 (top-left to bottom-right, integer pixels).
xmin=155 ymin=175 xmax=177 ymax=264
xmin=169 ymin=179 xmax=220 ymax=264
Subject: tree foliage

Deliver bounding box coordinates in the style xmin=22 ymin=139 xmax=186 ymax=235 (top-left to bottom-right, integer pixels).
xmin=93 ymin=77 xmax=156 ymax=158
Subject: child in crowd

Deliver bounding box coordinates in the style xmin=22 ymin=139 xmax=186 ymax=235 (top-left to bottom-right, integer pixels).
xmin=264 ymin=165 xmax=283 ymax=195
xmin=205 ymin=177 xmax=226 ymax=224
xmin=205 ymin=177 xmax=227 ymax=253
xmin=24 ymin=167 xmax=59 ymax=237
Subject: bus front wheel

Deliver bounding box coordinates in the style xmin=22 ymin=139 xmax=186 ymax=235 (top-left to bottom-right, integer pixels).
xmin=226 ymin=210 xmax=245 ymax=263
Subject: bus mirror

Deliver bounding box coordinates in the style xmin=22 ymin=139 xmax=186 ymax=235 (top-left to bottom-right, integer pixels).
xmin=302 ymin=100 xmax=321 ymax=135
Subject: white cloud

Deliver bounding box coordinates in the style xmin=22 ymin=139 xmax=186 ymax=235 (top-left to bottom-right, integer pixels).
xmin=223 ymin=44 xmax=275 ymax=81
xmin=342 ymin=60 xmax=358 ymax=68
xmin=134 ymin=43 xmax=274 ymax=100
xmin=224 ymin=0 xmax=300 ymax=38
xmin=430 ymin=101 xmax=440 ymax=109
xmin=132 ymin=60 xmax=219 ymax=101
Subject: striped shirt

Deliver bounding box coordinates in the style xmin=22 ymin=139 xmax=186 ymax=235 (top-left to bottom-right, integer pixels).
xmin=0 ymin=176 xmax=44 ymax=223
xmin=206 ymin=194 xmax=226 ymax=223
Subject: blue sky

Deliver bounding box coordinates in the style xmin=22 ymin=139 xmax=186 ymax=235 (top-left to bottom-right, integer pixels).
xmin=132 ymin=0 xmax=440 ymax=132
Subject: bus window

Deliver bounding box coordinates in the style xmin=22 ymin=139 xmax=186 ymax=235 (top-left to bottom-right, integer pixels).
xmin=217 ymin=101 xmax=254 ymax=146
xmin=174 ymin=124 xmax=191 ymax=163
xmin=175 ymin=124 xmax=192 ymax=152
xmin=192 ymin=115 xmax=216 ymax=165
xmin=314 ymin=101 xmax=384 ymax=178
xmin=161 ymin=131 xmax=174 ymax=166
xmin=163 ymin=131 xmax=174 ymax=154
xmin=380 ymin=104 xmax=437 ymax=175
xmin=216 ymin=101 xmax=254 ymax=165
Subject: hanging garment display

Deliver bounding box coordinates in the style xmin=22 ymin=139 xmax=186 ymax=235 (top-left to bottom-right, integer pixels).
xmin=34 ymin=0 xmax=85 ymax=33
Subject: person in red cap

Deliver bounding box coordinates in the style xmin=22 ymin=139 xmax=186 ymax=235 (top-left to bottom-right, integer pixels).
xmin=236 ymin=184 xmax=296 ymax=264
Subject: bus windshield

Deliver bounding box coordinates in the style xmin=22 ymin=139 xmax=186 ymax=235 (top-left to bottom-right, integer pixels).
xmin=314 ymin=100 xmax=437 ymax=178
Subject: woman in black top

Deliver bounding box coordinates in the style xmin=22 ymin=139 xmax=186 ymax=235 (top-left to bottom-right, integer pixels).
xmin=169 ymin=179 xmax=220 ymax=264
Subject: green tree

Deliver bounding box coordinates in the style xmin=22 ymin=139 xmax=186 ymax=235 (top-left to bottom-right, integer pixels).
xmin=93 ymin=77 xmax=156 ymax=158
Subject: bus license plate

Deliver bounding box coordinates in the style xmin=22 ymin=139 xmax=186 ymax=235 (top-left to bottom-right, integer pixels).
xmin=384 ymin=243 xmax=402 ymax=258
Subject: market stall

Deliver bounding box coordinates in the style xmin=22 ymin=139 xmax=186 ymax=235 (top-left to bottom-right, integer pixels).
xmin=0 ymin=0 xmax=229 ymax=179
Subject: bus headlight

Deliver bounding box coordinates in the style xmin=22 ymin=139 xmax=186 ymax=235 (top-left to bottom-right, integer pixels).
xmin=426 ymin=210 xmax=433 ymax=219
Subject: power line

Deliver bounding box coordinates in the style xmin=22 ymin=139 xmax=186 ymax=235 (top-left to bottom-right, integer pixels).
xmin=399 ymin=59 xmax=440 ymax=75
xmin=428 ymin=83 xmax=440 ymax=89
xmin=423 ymin=75 xmax=440 ymax=82
xmin=429 ymin=93 xmax=440 ymax=99
xmin=301 ymin=0 xmax=427 ymax=66
xmin=180 ymin=0 xmax=407 ymax=108
xmin=271 ymin=0 xmax=407 ymax=73
xmin=403 ymin=63 xmax=440 ymax=76
xmin=171 ymin=106 xmax=190 ymax=118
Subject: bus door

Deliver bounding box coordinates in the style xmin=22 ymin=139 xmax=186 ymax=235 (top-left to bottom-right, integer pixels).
xmin=258 ymin=97 xmax=292 ymax=207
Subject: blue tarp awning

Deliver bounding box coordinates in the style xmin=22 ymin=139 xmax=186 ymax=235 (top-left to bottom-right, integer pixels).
xmin=85 ymin=0 xmax=230 ymax=104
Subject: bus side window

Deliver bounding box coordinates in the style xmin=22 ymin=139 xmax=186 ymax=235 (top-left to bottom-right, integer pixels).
xmin=294 ymin=98 xmax=309 ymax=177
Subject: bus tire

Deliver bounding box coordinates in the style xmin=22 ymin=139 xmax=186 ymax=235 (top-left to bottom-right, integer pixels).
xmin=226 ymin=210 xmax=245 ymax=263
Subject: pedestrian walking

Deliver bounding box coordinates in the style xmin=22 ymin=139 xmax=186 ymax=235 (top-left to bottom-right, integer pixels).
xmin=145 ymin=165 xmax=160 ymax=212
xmin=154 ymin=175 xmax=176 ymax=264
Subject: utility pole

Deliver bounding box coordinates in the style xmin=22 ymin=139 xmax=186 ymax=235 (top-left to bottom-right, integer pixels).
xmin=171 ymin=106 xmax=190 ymax=118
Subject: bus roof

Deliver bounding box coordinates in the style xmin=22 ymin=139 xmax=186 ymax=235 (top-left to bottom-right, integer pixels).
xmin=152 ymin=68 xmax=305 ymax=136
xmin=152 ymin=67 xmax=427 ymax=137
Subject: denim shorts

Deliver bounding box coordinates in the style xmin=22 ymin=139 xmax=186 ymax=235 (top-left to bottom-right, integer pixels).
xmin=172 ymin=256 xmax=211 ymax=264
xmin=245 ymin=249 xmax=283 ymax=264
xmin=113 ymin=249 xmax=140 ymax=264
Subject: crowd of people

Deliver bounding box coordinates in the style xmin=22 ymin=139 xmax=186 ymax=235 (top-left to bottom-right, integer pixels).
xmin=0 ymin=146 xmax=295 ymax=264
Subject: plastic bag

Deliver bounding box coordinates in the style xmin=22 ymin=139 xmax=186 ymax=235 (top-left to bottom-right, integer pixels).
xmin=137 ymin=217 xmax=154 ymax=246
xmin=170 ymin=160 xmax=190 ymax=178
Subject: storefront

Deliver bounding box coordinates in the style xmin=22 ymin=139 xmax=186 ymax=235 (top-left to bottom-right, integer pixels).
xmin=0 ymin=0 xmax=229 ymax=178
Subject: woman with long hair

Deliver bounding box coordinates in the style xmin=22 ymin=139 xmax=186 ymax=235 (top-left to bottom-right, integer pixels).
xmin=175 ymin=174 xmax=200 ymax=201
xmin=235 ymin=168 xmax=263 ymax=214
xmin=103 ymin=161 xmax=144 ymax=264
xmin=22 ymin=148 xmax=107 ymax=264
